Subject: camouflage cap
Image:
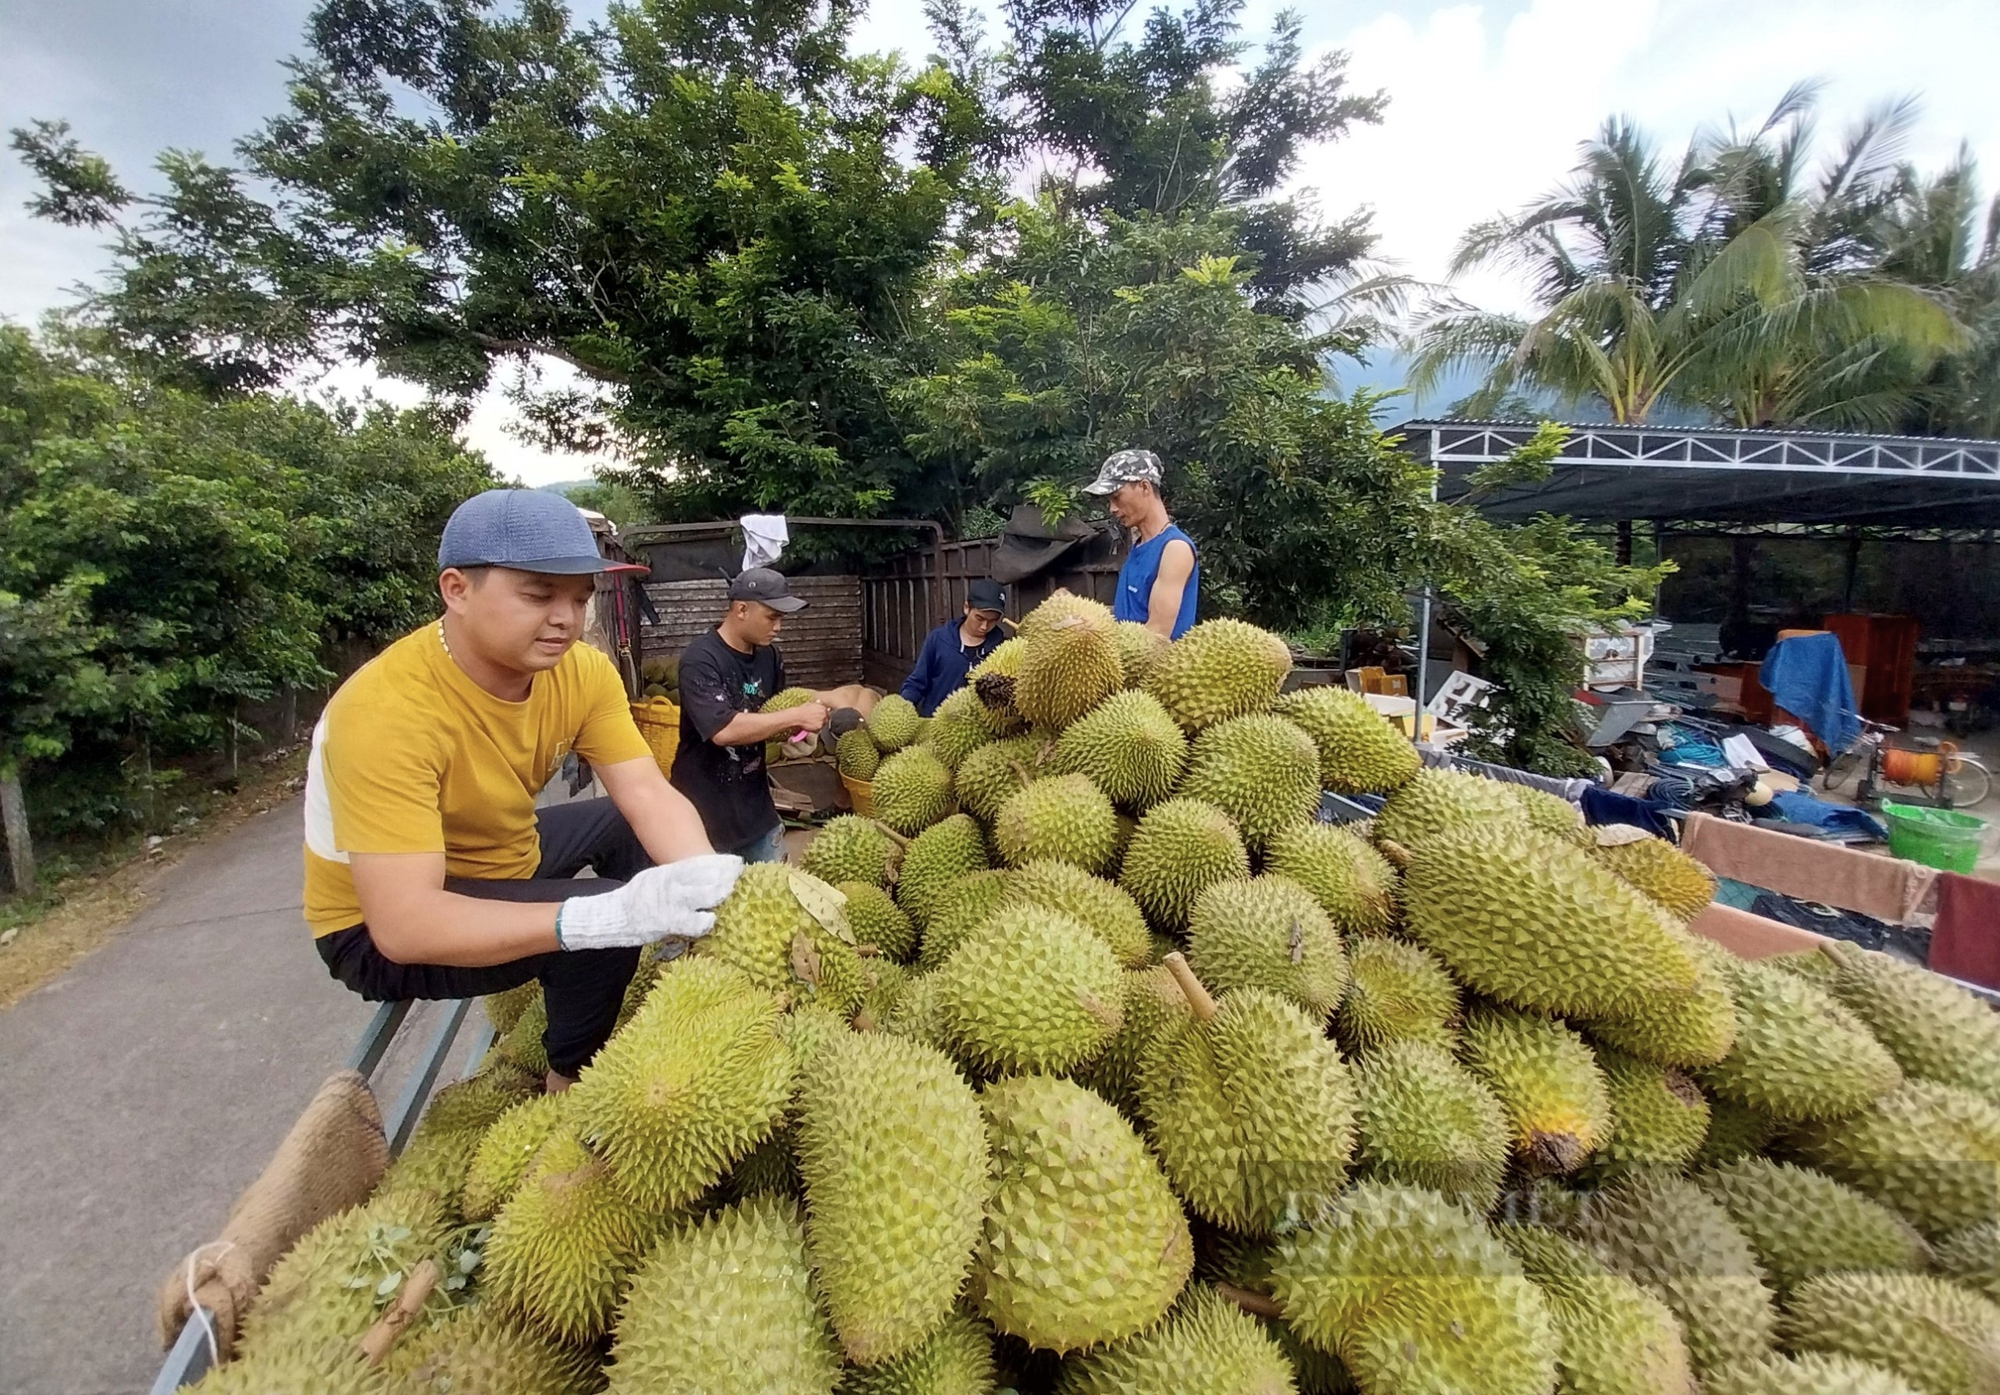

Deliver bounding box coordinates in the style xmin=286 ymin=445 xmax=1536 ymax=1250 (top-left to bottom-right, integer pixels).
xmin=1083 ymin=448 xmax=1163 ymax=495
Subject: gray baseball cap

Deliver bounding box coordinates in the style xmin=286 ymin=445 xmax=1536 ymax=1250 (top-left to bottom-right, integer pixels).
xmin=728 ymin=567 xmax=808 ymax=613
xmin=1083 ymin=448 xmax=1163 ymax=495
xmin=438 ymin=488 xmax=648 ymax=575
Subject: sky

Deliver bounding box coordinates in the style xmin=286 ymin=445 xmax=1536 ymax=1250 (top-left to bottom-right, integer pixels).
xmin=4 ymin=0 xmax=1998 ymax=481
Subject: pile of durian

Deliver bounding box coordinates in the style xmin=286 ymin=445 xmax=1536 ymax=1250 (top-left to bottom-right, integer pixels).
xmin=197 ymin=594 xmax=2000 ymax=1395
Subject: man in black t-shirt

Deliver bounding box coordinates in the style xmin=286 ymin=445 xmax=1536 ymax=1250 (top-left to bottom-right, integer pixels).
xmin=670 ymin=569 xmax=830 ymax=862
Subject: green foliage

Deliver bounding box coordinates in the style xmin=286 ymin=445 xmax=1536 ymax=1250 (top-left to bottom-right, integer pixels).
xmin=0 ymin=326 xmax=492 ymax=841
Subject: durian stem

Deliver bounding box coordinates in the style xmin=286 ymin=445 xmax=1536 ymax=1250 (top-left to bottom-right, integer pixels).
xmin=1214 ymin=1281 xmax=1284 ymax=1320
xmin=870 ymin=820 xmax=911 ymax=849
xmin=1162 ymin=952 xmax=1219 ymax=1021
xmin=1375 ymin=838 xmax=1412 ymax=870
xmin=1818 ymin=942 xmax=1856 ymax=970
xmin=356 ymin=1258 xmax=440 ymax=1365
xmin=1006 ymin=759 xmax=1032 ymax=785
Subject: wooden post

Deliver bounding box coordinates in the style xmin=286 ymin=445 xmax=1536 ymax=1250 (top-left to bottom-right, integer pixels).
xmin=0 ymin=764 xmax=35 ymax=897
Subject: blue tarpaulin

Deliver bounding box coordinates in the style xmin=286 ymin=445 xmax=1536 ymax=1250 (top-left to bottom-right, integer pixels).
xmin=1759 ymin=632 xmax=1863 ymax=755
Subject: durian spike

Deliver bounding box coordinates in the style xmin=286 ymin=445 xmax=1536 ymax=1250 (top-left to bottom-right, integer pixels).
xmin=1162 ymin=951 xmax=1219 ymax=1021
xmin=357 ymin=1257 xmax=440 ymax=1365
xmin=1213 ymin=1281 xmax=1284 ymax=1319
xmin=1375 ymin=839 xmax=1412 ymax=870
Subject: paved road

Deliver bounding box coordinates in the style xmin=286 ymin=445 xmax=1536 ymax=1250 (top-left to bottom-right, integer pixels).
xmin=0 ymin=796 xmax=479 ymax=1395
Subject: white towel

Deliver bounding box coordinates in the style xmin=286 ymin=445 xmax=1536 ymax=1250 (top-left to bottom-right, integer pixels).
xmin=740 ymin=514 xmax=788 ymax=570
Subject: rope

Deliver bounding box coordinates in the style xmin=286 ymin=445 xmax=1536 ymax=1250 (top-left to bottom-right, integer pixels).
xmin=182 ymin=1240 xmax=236 ymax=1367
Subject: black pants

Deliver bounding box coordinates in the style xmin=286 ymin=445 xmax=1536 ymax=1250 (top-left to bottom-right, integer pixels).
xmin=316 ymin=798 xmax=652 ymax=1078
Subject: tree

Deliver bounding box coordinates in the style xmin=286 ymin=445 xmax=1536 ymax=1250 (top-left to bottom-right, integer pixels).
xmin=1410 ymin=91 xmax=1962 ymax=428
xmin=0 ymin=325 xmax=492 ymax=844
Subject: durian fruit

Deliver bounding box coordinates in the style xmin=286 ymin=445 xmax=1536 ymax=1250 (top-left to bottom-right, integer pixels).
xmin=1352 ymin=1039 xmax=1512 ymax=1213
xmin=463 ymin=1093 xmax=571 ymax=1221
xmin=1269 ymin=1181 xmax=1560 ymax=1395
xmin=1504 ymin=785 xmax=1593 ymax=848
xmin=897 ymin=815 xmax=992 ymax=931
xmin=1118 ymin=797 xmax=1251 ymax=933
xmin=604 ymin=1195 xmax=842 ymax=1395
xmin=1335 ymin=936 xmax=1461 ymax=1055
xmin=1176 ymin=715 xmax=1322 ymax=851
xmin=765 ymin=686 xmax=818 ymax=712
xmin=496 ymin=994 xmax=551 ymax=1075
xmin=1004 ymin=859 xmax=1151 ymax=969
xmin=839 ymin=881 xmax=917 ymax=962
xmin=228 ymin=1191 xmax=451 ymax=1369
xmin=874 ymin=747 xmax=956 ymax=835
xmin=1049 ymin=689 xmax=1188 ymax=811
xmin=1399 ymin=824 xmax=1700 ymax=1019
xmin=1789 ymin=1080 xmax=2000 ymax=1240
xmin=1462 ymin=1007 xmax=1612 ymax=1177
xmin=929 ymin=688 xmax=1000 ymax=772
xmin=953 ymin=734 xmax=1047 ymax=823
xmin=189 ymin=1343 xmax=388 ymax=1395
xmin=993 ymin=773 xmax=1119 ymax=873
xmin=569 ymin=959 xmax=794 ymax=1214
xmin=837 ymin=1311 xmax=998 ymax=1395
xmin=837 ymin=726 xmax=882 ymax=780
xmin=1698 ymin=956 xmax=1902 ymax=1125
xmin=1573 ymin=1172 xmax=1779 ymax=1380
xmin=855 ymin=957 xmax=911 ymax=1031
xmin=918 ymin=870 xmax=1013 ymax=970
xmin=485 ymin=979 xmax=541 ymax=1034
xmin=869 ymin=694 xmax=924 ymax=752
xmin=1581 ymin=937 xmax=1740 ymax=1068
xmin=1800 ymin=946 xmax=2000 ymax=1107
xmin=1271 ymin=684 xmax=1421 ymax=795
xmin=1262 ymin=820 xmax=1399 ymax=938
xmin=802 ymin=816 xmax=902 ymax=889
xmin=933 ymin=904 xmax=1125 ymax=1076
xmin=1783 ymin=1272 xmax=2000 ymax=1395
xmin=379 ymin=1066 xmax=539 ymax=1214
xmin=1186 ymin=875 xmax=1348 ymax=1023
xmin=1589 ymin=1048 xmax=1711 ymax=1176
xmin=389 ymin=1305 xmax=599 ymax=1395
xmin=881 ymin=972 xmax=949 ymax=1053
xmin=486 ymin=1129 xmax=660 ymax=1345
xmin=1014 ymin=592 xmax=1124 ymax=730
xmin=1935 ymin=1223 xmax=2000 ymax=1304
xmin=701 ymin=864 xmax=868 ymax=1016
xmin=1372 ymin=768 xmax=1529 ymax=850
xmin=1702 ymin=1353 xmax=1923 ymax=1395
xmin=1693 ymin=1097 xmax=1779 ymax=1169
xmin=1144 ymin=619 xmax=1293 ymax=734
xmin=969 ymin=638 xmax=1027 ymax=734
xmin=973 ymin=1074 xmax=1193 ymax=1352
xmin=1076 ymin=964 xmax=1195 ymax=1114
xmin=1497 ymin=1223 xmax=1698 ymax=1395
xmin=1592 ymin=833 xmax=1717 ymax=922
xmin=1054 ymin=1283 xmax=1295 ymax=1395
xmin=1138 ymin=968 xmax=1356 ymax=1235
xmin=796 ymin=1030 xmax=991 ymax=1365
xmin=1113 ymin=621 xmax=1170 ymax=689
xmin=1698 ymin=1157 xmax=1931 ymax=1295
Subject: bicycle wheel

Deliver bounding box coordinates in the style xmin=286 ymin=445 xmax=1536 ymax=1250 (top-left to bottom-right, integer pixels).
xmin=1821 ymin=747 xmax=1866 ymax=792
xmin=1941 ymin=759 xmax=1992 ymax=810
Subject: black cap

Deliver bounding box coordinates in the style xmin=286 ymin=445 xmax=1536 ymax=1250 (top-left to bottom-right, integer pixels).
xmin=728 ymin=567 xmax=808 ymax=613
xmin=966 ymin=578 xmax=1007 ymax=614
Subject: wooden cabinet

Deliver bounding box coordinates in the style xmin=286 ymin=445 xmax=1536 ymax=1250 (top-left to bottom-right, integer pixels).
xmin=1822 ymin=613 xmax=1919 ymax=726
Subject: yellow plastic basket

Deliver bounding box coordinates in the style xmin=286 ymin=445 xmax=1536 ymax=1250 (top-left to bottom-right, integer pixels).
xmin=630 ymin=697 xmax=681 ymax=774
xmin=840 ymin=773 xmax=876 ymax=817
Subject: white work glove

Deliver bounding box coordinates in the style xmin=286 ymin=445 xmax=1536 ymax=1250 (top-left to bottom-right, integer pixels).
xmin=556 ymin=854 xmax=745 ymax=951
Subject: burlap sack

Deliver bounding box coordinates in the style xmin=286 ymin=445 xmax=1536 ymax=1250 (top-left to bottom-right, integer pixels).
xmin=156 ymin=1069 xmax=389 ymax=1356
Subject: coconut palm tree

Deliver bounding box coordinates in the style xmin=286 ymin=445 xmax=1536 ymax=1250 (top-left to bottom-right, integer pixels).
xmin=1873 ymin=151 xmax=2000 ymax=436
xmin=1410 ymin=90 xmax=1962 ymax=428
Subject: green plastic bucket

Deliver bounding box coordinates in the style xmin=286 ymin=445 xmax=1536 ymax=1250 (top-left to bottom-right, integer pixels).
xmin=1881 ymin=800 xmax=1991 ymax=874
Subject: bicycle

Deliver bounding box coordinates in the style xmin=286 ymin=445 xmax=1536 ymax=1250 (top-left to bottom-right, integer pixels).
xmin=1820 ymin=718 xmax=1992 ymax=810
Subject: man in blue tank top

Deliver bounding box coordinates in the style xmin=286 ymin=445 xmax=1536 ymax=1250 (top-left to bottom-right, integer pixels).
xmin=1084 ymin=448 xmax=1199 ymax=638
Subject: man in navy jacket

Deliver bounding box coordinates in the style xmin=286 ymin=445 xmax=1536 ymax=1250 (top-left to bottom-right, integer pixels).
xmin=900 ymin=578 xmax=1009 ymax=716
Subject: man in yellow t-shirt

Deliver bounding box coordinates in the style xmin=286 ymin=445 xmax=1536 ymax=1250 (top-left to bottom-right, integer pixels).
xmin=305 ymin=489 xmax=744 ymax=1088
